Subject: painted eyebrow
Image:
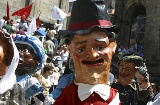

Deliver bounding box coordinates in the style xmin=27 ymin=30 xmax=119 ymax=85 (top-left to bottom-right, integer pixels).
xmin=76 ymin=40 xmax=87 ymax=45
xmin=95 ymin=38 xmax=108 ymax=44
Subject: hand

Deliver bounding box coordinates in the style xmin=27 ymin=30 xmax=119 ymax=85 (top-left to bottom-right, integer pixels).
xmin=44 ymin=96 xmax=55 ymax=105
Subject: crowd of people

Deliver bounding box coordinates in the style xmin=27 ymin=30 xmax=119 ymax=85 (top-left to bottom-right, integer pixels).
xmin=0 ymin=0 xmax=160 ymax=105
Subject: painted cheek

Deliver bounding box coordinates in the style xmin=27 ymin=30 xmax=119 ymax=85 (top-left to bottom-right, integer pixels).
xmin=141 ymin=79 xmax=145 ymax=83
xmin=73 ymin=53 xmax=81 ymax=59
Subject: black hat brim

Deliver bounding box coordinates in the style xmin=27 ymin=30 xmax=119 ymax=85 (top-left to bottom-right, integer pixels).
xmin=59 ymin=25 xmax=119 ymax=39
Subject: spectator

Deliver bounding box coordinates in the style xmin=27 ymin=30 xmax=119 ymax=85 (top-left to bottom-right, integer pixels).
xmin=12 ymin=35 xmax=46 ymax=104
xmin=59 ymin=45 xmax=69 ymax=65
xmin=16 ymin=17 xmax=28 ymax=31
xmin=44 ymin=57 xmax=75 ymax=105
xmin=52 ymin=34 xmax=59 ymax=50
xmin=0 ymin=16 xmax=6 ymax=29
xmin=42 ymin=64 xmax=55 ymax=97
xmin=2 ymin=20 xmax=13 ymax=34
xmin=16 ymin=26 xmax=26 ymax=35
xmin=112 ymin=54 xmax=143 ymax=105
xmin=44 ymin=35 xmax=55 ymax=58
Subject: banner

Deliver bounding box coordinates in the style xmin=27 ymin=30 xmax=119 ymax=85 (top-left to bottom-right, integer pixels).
xmin=12 ymin=4 xmax=32 ymax=17
xmin=6 ymin=1 xmax=10 ymax=21
xmin=27 ymin=17 xmax=37 ymax=35
xmin=36 ymin=17 xmax=40 ymax=28
xmin=51 ymin=5 xmax=67 ymax=21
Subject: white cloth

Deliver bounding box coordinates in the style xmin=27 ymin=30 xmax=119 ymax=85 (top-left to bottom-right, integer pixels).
xmin=44 ymin=95 xmax=55 ymax=105
xmin=139 ymin=87 xmax=148 ymax=91
xmin=52 ymin=72 xmax=60 ymax=85
xmin=0 ymin=38 xmax=19 ymax=94
xmin=152 ymin=95 xmax=160 ymax=105
xmin=76 ymin=82 xmax=108 ymax=101
xmin=75 ymin=82 xmax=120 ymax=104
xmin=16 ymin=22 xmax=28 ymax=31
xmin=51 ymin=5 xmax=67 ymax=21
xmin=27 ymin=17 xmax=37 ymax=35
xmin=152 ymin=92 xmax=160 ymax=105
xmin=61 ymin=51 xmax=69 ymax=63
xmin=0 ymin=19 xmax=5 ymax=29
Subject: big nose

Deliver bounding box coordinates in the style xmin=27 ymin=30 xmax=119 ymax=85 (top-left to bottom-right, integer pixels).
xmin=86 ymin=48 xmax=99 ymax=60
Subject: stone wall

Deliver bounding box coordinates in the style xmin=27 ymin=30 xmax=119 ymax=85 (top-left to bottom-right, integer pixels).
xmin=0 ymin=0 xmax=69 ymax=29
xmin=114 ymin=0 xmax=160 ymax=76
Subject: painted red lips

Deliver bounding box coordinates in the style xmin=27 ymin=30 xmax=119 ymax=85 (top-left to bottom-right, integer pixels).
xmin=81 ymin=59 xmax=104 ymax=66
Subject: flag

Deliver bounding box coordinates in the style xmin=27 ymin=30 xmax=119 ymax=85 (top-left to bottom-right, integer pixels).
xmin=51 ymin=5 xmax=67 ymax=21
xmin=6 ymin=1 xmax=10 ymax=21
xmin=27 ymin=17 xmax=37 ymax=35
xmin=12 ymin=4 xmax=32 ymax=17
xmin=36 ymin=17 xmax=40 ymax=28
xmin=69 ymin=0 xmax=76 ymax=2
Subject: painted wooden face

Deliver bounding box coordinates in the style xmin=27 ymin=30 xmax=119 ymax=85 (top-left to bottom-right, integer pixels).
xmin=118 ymin=61 xmax=137 ymax=86
xmin=16 ymin=44 xmax=39 ymax=75
xmin=69 ymin=29 xmax=117 ymax=84
xmin=0 ymin=40 xmax=7 ymax=75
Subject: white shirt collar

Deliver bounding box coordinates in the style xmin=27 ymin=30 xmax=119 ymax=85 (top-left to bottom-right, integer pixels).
xmin=139 ymin=87 xmax=148 ymax=91
xmin=75 ymin=82 xmax=110 ymax=101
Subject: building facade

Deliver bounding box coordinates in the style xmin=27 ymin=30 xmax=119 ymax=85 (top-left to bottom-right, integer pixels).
xmin=114 ymin=0 xmax=160 ymax=80
xmin=0 ymin=0 xmax=69 ymax=29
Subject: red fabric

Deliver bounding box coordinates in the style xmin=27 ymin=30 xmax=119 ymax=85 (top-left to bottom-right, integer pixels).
xmin=36 ymin=17 xmax=40 ymax=28
xmin=68 ymin=20 xmax=113 ymax=30
xmin=54 ymin=82 xmax=119 ymax=105
xmin=12 ymin=4 xmax=32 ymax=17
xmin=6 ymin=1 xmax=10 ymax=21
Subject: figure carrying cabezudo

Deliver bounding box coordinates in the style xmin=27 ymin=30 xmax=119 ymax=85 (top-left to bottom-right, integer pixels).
xmin=53 ymin=0 xmax=120 ymax=105
xmin=10 ymin=35 xmax=46 ymax=104
xmin=111 ymin=54 xmax=143 ymax=105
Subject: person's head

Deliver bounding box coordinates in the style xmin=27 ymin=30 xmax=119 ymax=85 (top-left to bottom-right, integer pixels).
xmin=151 ymin=83 xmax=159 ymax=96
xmin=55 ymin=34 xmax=59 ymax=38
xmin=0 ymin=29 xmax=19 ymax=94
xmin=10 ymin=20 xmax=14 ymax=25
xmin=135 ymin=63 xmax=150 ymax=88
xmin=43 ymin=63 xmax=59 ymax=75
xmin=43 ymin=64 xmax=54 ymax=75
xmin=14 ymin=35 xmax=45 ymax=76
xmin=3 ymin=16 xmax=7 ymax=20
xmin=19 ymin=26 xmax=23 ymax=30
xmin=21 ymin=15 xmax=26 ymax=23
xmin=6 ymin=20 xmax=10 ymax=25
xmin=118 ymin=54 xmax=143 ymax=86
xmin=45 ymin=35 xmax=52 ymax=41
xmin=60 ymin=0 xmax=119 ymax=85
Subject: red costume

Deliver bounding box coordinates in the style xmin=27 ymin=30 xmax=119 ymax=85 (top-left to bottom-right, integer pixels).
xmin=53 ymin=0 xmax=120 ymax=104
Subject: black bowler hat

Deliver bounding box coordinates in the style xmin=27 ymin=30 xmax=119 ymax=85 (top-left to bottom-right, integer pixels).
xmin=118 ymin=54 xmax=144 ymax=66
xmin=60 ymin=0 xmax=118 ymax=40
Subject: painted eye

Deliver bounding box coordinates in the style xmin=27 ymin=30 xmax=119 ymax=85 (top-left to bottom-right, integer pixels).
xmin=127 ymin=69 xmax=131 ymax=73
xmin=97 ymin=46 xmax=105 ymax=51
xmin=77 ymin=48 xmax=85 ymax=53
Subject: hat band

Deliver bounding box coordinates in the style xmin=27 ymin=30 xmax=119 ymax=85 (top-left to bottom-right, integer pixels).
xmin=68 ymin=20 xmax=113 ymax=30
